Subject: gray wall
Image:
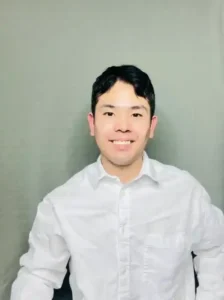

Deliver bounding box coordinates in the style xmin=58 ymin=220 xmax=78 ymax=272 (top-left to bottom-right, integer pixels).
xmin=0 ymin=0 xmax=224 ymax=299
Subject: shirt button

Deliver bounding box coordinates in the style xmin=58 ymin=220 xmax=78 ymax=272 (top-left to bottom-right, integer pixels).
xmin=120 ymin=188 xmax=128 ymax=196
xmin=119 ymin=226 xmax=124 ymax=234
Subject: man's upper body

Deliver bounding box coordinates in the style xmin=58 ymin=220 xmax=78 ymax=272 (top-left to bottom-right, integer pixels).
xmin=11 ymin=152 xmax=224 ymax=300
xmin=11 ymin=65 xmax=224 ymax=299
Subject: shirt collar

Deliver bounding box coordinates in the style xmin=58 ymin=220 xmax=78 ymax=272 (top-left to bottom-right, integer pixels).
xmin=138 ymin=151 xmax=158 ymax=182
xmin=90 ymin=151 xmax=159 ymax=188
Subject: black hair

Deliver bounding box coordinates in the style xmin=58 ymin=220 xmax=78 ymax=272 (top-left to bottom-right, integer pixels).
xmin=91 ymin=65 xmax=155 ymax=118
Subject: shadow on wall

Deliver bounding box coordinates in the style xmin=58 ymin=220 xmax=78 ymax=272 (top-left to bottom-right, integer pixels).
xmin=66 ymin=110 xmax=99 ymax=177
xmin=146 ymin=107 xmax=178 ymax=164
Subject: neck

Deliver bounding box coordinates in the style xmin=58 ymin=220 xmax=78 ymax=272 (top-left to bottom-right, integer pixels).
xmin=101 ymin=154 xmax=144 ymax=184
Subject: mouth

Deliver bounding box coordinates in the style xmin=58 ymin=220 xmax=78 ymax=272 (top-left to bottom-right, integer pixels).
xmin=109 ymin=140 xmax=134 ymax=145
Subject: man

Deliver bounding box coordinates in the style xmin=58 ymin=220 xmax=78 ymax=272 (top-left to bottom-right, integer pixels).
xmin=11 ymin=65 xmax=224 ymax=300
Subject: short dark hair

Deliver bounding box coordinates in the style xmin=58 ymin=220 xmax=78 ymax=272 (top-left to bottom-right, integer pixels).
xmin=91 ymin=65 xmax=155 ymax=118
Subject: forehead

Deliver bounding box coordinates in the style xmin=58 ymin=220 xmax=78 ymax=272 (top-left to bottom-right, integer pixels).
xmin=98 ymin=81 xmax=149 ymax=108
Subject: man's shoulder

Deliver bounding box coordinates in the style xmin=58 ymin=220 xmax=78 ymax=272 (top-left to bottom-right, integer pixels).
xmin=44 ymin=161 xmax=97 ymax=205
xmin=150 ymin=158 xmax=210 ymax=206
xmin=64 ymin=161 xmax=97 ymax=187
xmin=150 ymin=158 xmax=198 ymax=185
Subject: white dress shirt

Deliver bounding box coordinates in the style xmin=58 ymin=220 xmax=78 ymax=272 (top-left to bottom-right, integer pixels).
xmin=11 ymin=152 xmax=224 ymax=300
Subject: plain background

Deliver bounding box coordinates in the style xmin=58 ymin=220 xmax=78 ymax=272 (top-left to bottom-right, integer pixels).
xmin=0 ymin=0 xmax=224 ymax=299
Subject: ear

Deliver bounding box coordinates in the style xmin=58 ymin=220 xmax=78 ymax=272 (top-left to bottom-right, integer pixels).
xmin=149 ymin=115 xmax=158 ymax=139
xmin=87 ymin=112 xmax=95 ymax=136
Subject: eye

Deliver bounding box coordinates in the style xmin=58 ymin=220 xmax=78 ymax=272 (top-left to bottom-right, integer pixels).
xmin=103 ymin=112 xmax=114 ymax=116
xmin=132 ymin=113 xmax=143 ymax=117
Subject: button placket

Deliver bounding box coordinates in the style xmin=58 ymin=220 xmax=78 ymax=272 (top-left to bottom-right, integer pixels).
xmin=117 ymin=187 xmax=130 ymax=299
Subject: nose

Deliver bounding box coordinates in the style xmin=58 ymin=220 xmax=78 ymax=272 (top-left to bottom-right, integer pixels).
xmin=114 ymin=115 xmax=130 ymax=132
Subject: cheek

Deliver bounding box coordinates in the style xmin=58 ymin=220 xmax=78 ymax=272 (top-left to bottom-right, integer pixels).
xmin=95 ymin=121 xmax=114 ymax=139
xmin=134 ymin=123 xmax=151 ymax=138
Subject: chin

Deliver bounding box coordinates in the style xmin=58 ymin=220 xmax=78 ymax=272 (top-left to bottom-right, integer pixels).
xmin=110 ymin=156 xmax=134 ymax=167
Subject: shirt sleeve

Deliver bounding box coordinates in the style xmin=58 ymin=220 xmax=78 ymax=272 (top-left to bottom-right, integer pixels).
xmin=193 ymin=188 xmax=224 ymax=300
xmin=10 ymin=196 xmax=70 ymax=300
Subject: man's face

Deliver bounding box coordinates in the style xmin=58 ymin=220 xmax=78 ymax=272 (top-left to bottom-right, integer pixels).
xmin=88 ymin=81 xmax=157 ymax=167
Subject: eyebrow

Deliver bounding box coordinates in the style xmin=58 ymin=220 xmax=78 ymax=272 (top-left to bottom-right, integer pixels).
xmin=100 ymin=104 xmax=148 ymax=112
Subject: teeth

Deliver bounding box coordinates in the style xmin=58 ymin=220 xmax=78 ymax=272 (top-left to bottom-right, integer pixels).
xmin=113 ymin=140 xmax=131 ymax=145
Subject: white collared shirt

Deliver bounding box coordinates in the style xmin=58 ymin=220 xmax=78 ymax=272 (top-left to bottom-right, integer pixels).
xmin=11 ymin=152 xmax=224 ymax=300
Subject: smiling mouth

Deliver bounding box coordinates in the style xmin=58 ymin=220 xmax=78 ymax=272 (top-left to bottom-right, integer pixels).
xmin=109 ymin=140 xmax=134 ymax=145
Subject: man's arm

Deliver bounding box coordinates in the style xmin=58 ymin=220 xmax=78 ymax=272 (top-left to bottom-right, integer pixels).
xmin=10 ymin=197 xmax=70 ymax=300
xmin=193 ymin=188 xmax=224 ymax=299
